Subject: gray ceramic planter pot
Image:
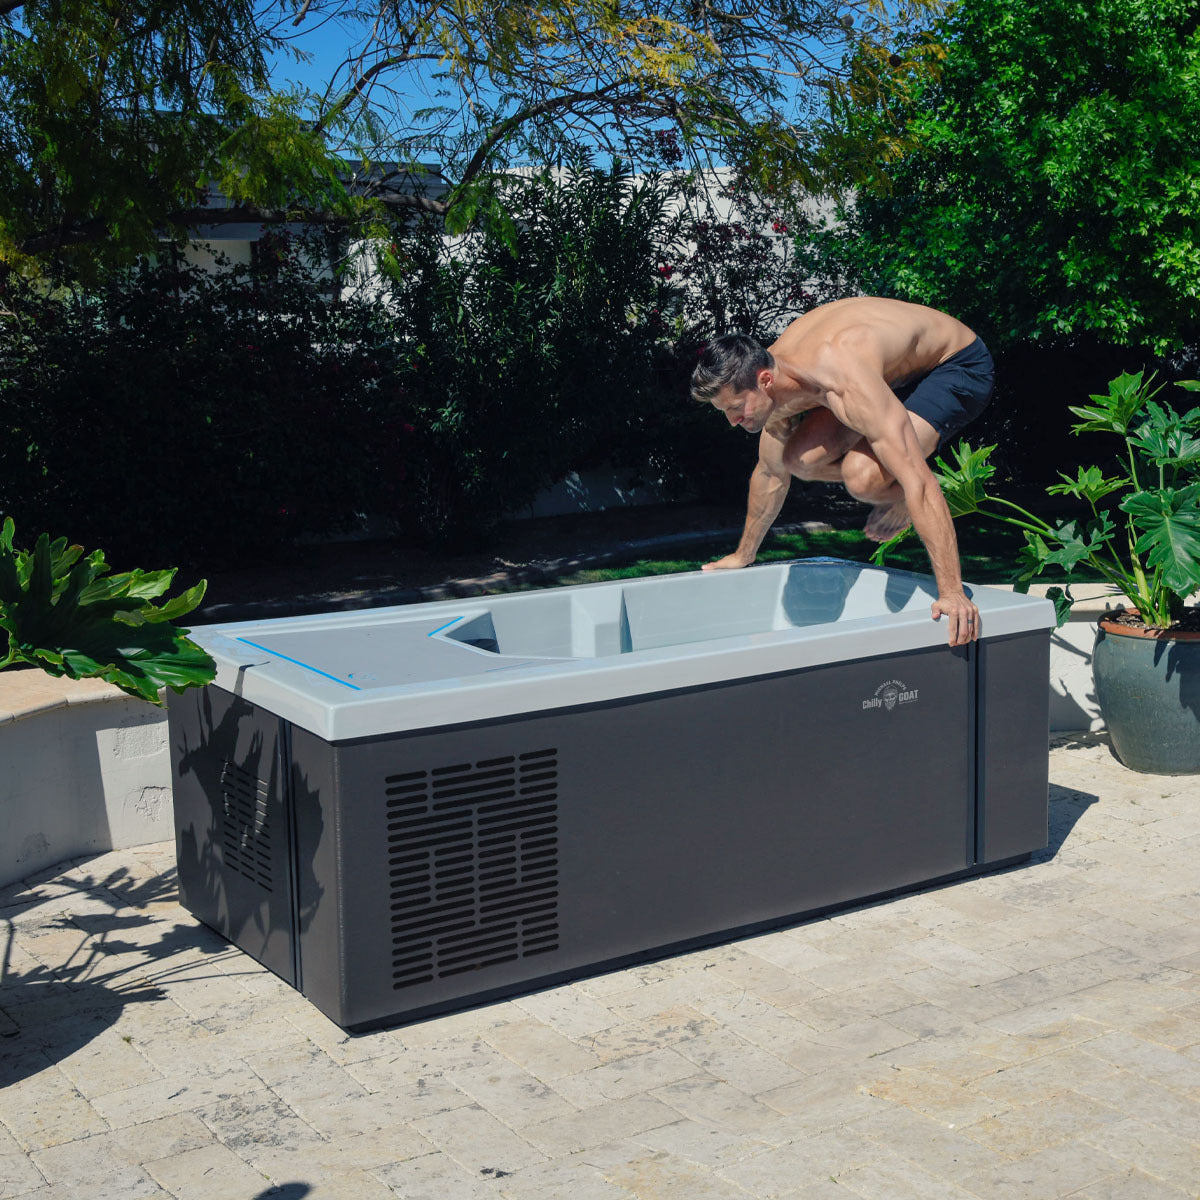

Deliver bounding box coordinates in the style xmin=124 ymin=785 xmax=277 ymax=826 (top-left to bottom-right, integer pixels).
xmin=1093 ymin=616 xmax=1200 ymax=775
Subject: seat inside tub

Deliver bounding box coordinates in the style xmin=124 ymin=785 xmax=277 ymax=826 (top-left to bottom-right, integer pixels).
xmin=443 ymin=561 xmax=938 ymax=658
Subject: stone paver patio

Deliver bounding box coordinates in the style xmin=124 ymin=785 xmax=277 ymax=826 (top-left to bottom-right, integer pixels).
xmin=2 ymin=734 xmax=1199 ymax=1200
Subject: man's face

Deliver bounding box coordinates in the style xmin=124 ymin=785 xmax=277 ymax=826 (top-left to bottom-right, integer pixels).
xmin=711 ymin=371 xmax=774 ymax=433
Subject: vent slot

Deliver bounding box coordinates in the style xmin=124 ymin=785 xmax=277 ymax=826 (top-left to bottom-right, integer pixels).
xmin=386 ymin=750 xmax=560 ymax=990
xmin=220 ymin=760 xmax=273 ymax=892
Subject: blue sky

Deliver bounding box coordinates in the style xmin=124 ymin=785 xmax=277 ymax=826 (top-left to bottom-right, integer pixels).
xmin=263 ymin=9 xmax=371 ymax=103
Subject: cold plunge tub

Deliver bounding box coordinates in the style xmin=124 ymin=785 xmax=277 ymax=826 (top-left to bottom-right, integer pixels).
xmin=168 ymin=559 xmax=1055 ymax=1031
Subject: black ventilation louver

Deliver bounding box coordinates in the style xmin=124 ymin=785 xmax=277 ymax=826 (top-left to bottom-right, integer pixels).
xmin=385 ymin=748 xmax=560 ymax=990
xmin=220 ymin=760 xmax=274 ymax=892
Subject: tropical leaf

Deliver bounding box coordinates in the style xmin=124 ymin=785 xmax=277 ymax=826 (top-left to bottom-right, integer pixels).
xmin=1120 ymin=485 xmax=1200 ymax=597
xmin=51 ymin=619 xmax=217 ymax=704
xmin=1068 ymin=371 xmax=1160 ymax=436
xmin=1045 ymin=585 xmax=1075 ymax=628
xmin=1046 ymin=465 xmax=1128 ymax=504
xmin=79 ymin=567 xmax=177 ymax=605
xmin=1015 ymin=530 xmax=1051 ymax=582
xmin=1040 ymin=517 xmax=1113 ymax=572
xmin=0 ymin=520 xmax=215 ymax=703
xmin=934 ymin=440 xmax=997 ymax=517
xmin=1128 ymin=401 xmax=1200 ymax=469
xmin=868 ymin=525 xmax=914 ymax=565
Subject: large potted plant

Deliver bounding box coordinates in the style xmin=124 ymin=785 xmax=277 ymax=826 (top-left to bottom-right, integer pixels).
xmin=936 ymin=372 xmax=1200 ymax=774
xmin=0 ymin=518 xmax=216 ymax=702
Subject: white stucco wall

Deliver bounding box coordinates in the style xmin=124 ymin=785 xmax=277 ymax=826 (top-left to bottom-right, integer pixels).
xmin=0 ymin=676 xmax=172 ymax=888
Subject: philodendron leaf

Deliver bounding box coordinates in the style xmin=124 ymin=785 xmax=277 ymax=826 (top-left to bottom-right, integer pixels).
xmin=78 ymin=567 xmax=176 ymax=605
xmin=1121 ymin=485 xmax=1200 ymax=597
xmin=48 ymin=540 xmax=84 ymax=595
xmin=114 ymin=579 xmax=208 ymax=626
xmin=869 ymin=525 xmax=914 ymax=565
xmin=1129 ymin=402 xmax=1200 ymax=468
xmin=29 ymin=534 xmax=54 ymax=610
xmin=1016 ymin=530 xmax=1052 ymax=582
xmin=1045 ymin=585 xmax=1075 ymax=628
xmin=934 ymin=440 xmax=997 ymax=517
xmin=1046 ymin=465 xmax=1128 ymax=505
xmin=0 ymin=520 xmax=215 ymax=703
xmin=1041 ymin=517 xmax=1113 ymax=571
xmin=1069 ymin=371 xmax=1160 ymax=436
xmin=51 ymin=619 xmax=216 ymax=704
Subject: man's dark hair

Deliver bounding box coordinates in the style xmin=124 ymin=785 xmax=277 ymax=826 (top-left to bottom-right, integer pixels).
xmin=690 ymin=334 xmax=775 ymax=403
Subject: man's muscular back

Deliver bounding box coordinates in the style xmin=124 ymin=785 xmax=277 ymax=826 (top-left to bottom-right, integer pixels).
xmin=762 ymin=298 xmax=977 ymax=441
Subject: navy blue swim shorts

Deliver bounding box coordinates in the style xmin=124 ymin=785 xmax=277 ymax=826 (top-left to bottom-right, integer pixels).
xmin=891 ymin=336 xmax=995 ymax=449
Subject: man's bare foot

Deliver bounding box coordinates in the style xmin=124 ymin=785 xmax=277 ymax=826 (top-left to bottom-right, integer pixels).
xmin=702 ymin=552 xmax=754 ymax=570
xmin=864 ymin=500 xmax=912 ymax=542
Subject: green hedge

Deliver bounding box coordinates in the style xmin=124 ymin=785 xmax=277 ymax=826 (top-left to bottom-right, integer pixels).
xmin=0 ymin=167 xmax=735 ymax=567
xmin=1 ymin=249 xmax=411 ymax=569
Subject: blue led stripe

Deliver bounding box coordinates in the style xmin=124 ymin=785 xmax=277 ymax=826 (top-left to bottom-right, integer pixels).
xmin=235 ymin=638 xmax=362 ymax=690
xmin=427 ymin=617 xmax=463 ymax=637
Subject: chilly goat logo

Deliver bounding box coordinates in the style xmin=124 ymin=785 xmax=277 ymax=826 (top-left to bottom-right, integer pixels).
xmin=863 ymin=679 xmax=919 ymax=711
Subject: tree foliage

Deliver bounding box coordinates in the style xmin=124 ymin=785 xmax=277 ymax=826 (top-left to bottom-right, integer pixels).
xmin=379 ymin=162 xmax=686 ymax=542
xmin=1 ymin=0 xmax=946 ymax=276
xmin=803 ymin=0 xmax=1200 ymax=351
xmin=0 ymin=167 xmax=729 ymax=557
xmin=0 ymin=0 xmax=354 ymax=276
xmin=302 ymin=0 xmax=944 ymax=198
xmin=665 ymin=171 xmax=824 ymax=341
xmin=0 ymin=242 xmax=412 ymax=563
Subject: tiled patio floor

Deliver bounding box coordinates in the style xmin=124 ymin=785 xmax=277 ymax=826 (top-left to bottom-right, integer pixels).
xmin=2 ymin=734 xmax=1199 ymax=1200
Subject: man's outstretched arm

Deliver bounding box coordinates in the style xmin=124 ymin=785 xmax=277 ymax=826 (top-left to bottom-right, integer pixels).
xmin=704 ymin=435 xmax=790 ymax=570
xmin=818 ymin=344 xmax=981 ymax=645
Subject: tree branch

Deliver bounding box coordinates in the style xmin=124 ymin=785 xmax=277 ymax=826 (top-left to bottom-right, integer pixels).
xmin=456 ymin=81 xmax=631 ymax=190
xmin=314 ymin=51 xmax=454 ymax=133
xmin=381 ymin=191 xmax=449 ymax=214
xmin=21 ymin=219 xmax=107 ymax=255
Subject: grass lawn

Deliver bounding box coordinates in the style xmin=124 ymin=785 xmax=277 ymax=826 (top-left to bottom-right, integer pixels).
xmin=558 ymin=521 xmax=1096 ymax=589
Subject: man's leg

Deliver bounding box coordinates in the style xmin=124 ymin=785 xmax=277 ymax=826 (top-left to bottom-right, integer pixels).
xmin=840 ymin=412 xmax=941 ymax=541
xmin=782 ymin=408 xmax=942 ymax=541
xmin=779 ymin=409 xmax=867 ymax=482
xmin=853 ymin=340 xmax=993 ymax=540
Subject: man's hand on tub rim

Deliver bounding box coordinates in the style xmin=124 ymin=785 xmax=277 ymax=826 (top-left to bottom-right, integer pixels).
xmin=932 ymin=590 xmax=981 ymax=646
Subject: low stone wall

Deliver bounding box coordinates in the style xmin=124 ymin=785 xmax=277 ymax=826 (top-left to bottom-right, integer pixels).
xmin=0 ymin=672 xmax=172 ymax=888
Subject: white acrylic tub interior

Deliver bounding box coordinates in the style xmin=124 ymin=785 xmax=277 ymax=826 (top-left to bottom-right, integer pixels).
xmin=192 ymin=560 xmax=1055 ymax=741
xmin=443 ymin=556 xmax=944 ymax=658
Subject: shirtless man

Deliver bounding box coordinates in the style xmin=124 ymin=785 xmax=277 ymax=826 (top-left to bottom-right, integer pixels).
xmin=691 ymin=297 xmax=994 ymax=647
